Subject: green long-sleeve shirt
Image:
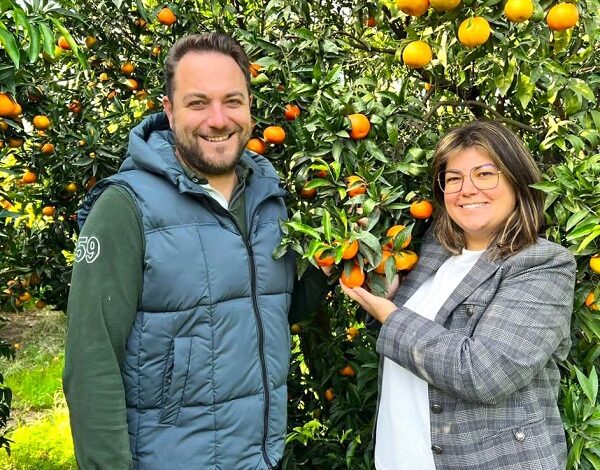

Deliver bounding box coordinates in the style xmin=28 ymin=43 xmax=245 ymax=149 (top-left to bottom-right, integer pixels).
xmin=63 ymin=183 xmax=329 ymax=469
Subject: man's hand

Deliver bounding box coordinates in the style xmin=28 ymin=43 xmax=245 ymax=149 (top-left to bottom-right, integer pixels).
xmin=339 ymin=280 xmax=397 ymax=324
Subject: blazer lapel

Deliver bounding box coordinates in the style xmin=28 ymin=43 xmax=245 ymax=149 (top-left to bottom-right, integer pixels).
xmin=435 ymin=255 xmax=501 ymax=325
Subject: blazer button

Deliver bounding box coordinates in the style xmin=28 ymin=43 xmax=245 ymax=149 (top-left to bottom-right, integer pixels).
xmin=466 ymin=305 xmax=474 ymax=317
xmin=431 ymin=445 xmax=444 ymax=454
xmin=430 ymin=404 xmax=443 ymax=414
xmin=514 ymin=430 xmax=526 ymax=442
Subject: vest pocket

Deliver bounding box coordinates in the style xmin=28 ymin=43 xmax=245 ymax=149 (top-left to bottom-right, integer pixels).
xmin=159 ymin=337 xmax=192 ymax=425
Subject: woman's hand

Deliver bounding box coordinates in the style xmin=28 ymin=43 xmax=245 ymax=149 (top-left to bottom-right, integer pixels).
xmin=339 ymin=280 xmax=397 ymax=324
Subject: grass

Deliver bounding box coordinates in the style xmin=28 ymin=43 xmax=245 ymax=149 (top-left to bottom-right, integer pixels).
xmin=0 ymin=310 xmax=76 ymax=469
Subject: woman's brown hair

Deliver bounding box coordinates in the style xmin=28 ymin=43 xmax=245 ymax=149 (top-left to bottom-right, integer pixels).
xmin=432 ymin=120 xmax=545 ymax=259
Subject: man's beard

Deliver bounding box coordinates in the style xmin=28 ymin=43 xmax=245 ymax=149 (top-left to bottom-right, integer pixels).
xmin=174 ymin=128 xmax=249 ymax=176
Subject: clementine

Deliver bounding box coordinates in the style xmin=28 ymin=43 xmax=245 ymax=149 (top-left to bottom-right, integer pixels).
xmin=22 ymin=171 xmax=37 ymax=184
xmin=32 ymin=115 xmax=51 ymax=130
xmin=314 ymin=249 xmax=335 ymax=267
xmin=340 ymin=263 xmax=365 ymax=288
xmin=339 ymin=365 xmax=356 ymax=377
xmin=246 ymin=138 xmax=267 ymax=155
xmin=394 ymin=250 xmax=419 ymax=271
xmin=458 ymin=16 xmax=492 ymax=48
xmin=546 ymin=3 xmax=579 ymax=31
xmin=504 ymin=0 xmax=534 ymax=22
xmin=157 ymin=7 xmax=177 ymax=25
xmin=341 ymin=239 xmax=359 ymax=260
xmin=42 ymin=205 xmax=55 ymax=217
xmin=591 ymin=255 xmax=600 ymax=274
xmin=410 ymin=200 xmax=433 ymax=219
xmin=57 ymin=36 xmax=71 ymax=50
xmin=121 ymin=62 xmax=135 ymax=75
xmin=41 ymin=143 xmax=55 ymax=155
xmin=324 ymin=388 xmax=335 ymax=401
xmin=396 ymin=0 xmax=429 ymax=16
xmin=430 ymin=0 xmax=461 ymax=11
xmin=402 ymin=40 xmax=433 ymax=69
xmin=284 ymin=103 xmax=301 ymax=121
xmin=348 ymin=113 xmax=370 ymax=140
xmin=385 ymin=225 xmax=412 ymax=249
xmin=0 ymin=93 xmax=17 ymax=117
xmin=263 ymin=125 xmax=286 ymax=144
xmin=346 ymin=175 xmax=367 ymax=198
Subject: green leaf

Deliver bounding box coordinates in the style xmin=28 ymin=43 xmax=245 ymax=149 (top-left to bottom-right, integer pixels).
xmin=0 ymin=25 xmax=20 ymax=68
xmin=27 ymin=23 xmax=41 ymax=64
xmin=322 ymin=211 xmax=332 ymax=244
xmin=577 ymin=227 xmax=600 ymax=253
xmin=283 ymin=221 xmax=321 ymax=240
xmin=575 ymin=366 xmax=598 ymax=404
xmin=566 ymin=223 xmax=600 ymax=241
xmin=38 ymin=21 xmax=54 ymax=55
xmin=516 ymin=74 xmax=535 ymax=109
xmin=569 ymin=78 xmax=596 ymax=103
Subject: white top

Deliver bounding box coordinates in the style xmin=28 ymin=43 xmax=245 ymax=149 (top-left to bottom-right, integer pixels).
xmin=375 ymin=248 xmax=484 ymax=470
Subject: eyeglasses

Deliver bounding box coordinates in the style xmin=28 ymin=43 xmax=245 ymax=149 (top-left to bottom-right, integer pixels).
xmin=438 ymin=164 xmax=503 ymax=194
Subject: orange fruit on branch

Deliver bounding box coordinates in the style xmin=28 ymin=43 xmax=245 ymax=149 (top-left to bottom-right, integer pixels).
xmin=590 ymin=255 xmax=600 ymax=274
xmin=396 ymin=0 xmax=429 ymax=16
xmin=32 ymin=115 xmax=51 ymax=130
xmin=246 ymin=138 xmax=267 ymax=155
xmin=410 ymin=200 xmax=433 ymax=219
xmin=85 ymin=36 xmax=97 ymax=48
xmin=375 ymin=250 xmax=395 ymax=274
xmin=458 ymin=16 xmax=491 ymax=48
xmin=348 ymin=113 xmax=370 ymax=140
xmin=121 ymin=62 xmax=135 ymax=75
xmin=324 ymin=388 xmax=335 ymax=401
xmin=57 ymin=36 xmax=71 ymax=50
xmin=314 ymin=249 xmax=335 ymax=267
xmin=346 ymin=175 xmax=367 ymax=198
xmin=546 ymin=3 xmax=579 ymax=31
xmin=341 ymin=239 xmax=359 ymax=260
xmin=263 ymin=125 xmax=286 ymax=144
xmin=402 ymin=40 xmax=433 ymax=69
xmin=249 ymin=63 xmax=262 ymax=78
xmin=7 ymin=137 xmax=24 ymax=148
xmin=340 ymin=263 xmax=365 ymax=288
xmin=157 ymin=7 xmax=177 ymax=25
xmin=284 ymin=103 xmax=301 ymax=121
xmin=385 ymin=225 xmax=412 ymax=249
xmin=394 ymin=250 xmax=419 ymax=271
xmin=504 ymin=0 xmax=534 ymax=22
xmin=0 ymin=93 xmax=17 ymax=117
xmin=42 ymin=205 xmax=55 ymax=217
xmin=41 ymin=143 xmax=55 ymax=155
xmin=22 ymin=171 xmax=37 ymax=184
xmin=339 ymin=365 xmax=356 ymax=377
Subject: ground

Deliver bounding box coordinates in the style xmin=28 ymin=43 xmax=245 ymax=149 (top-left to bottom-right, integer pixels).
xmin=0 ymin=309 xmax=60 ymax=346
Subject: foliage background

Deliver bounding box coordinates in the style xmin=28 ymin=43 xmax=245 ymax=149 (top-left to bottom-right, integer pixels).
xmin=1 ymin=0 xmax=599 ymax=468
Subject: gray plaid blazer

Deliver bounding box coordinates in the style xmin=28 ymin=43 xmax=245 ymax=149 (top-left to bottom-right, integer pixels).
xmin=377 ymin=233 xmax=576 ymax=469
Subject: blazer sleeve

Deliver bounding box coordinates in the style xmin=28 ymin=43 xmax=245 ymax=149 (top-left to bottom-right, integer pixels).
xmin=376 ymin=241 xmax=576 ymax=405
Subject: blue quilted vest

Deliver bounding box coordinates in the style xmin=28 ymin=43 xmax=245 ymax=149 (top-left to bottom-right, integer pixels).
xmin=79 ymin=113 xmax=295 ymax=469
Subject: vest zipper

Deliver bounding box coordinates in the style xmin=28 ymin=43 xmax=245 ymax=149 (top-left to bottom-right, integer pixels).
xmin=225 ymin=211 xmax=274 ymax=469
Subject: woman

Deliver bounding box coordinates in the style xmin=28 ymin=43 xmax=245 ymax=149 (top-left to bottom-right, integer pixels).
xmin=341 ymin=120 xmax=576 ymax=469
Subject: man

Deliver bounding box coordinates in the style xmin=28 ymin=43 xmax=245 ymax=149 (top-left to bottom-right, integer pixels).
xmin=63 ymin=33 xmax=327 ymax=470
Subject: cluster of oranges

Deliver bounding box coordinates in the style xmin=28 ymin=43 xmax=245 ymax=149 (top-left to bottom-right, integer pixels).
xmin=397 ymin=0 xmax=580 ymax=69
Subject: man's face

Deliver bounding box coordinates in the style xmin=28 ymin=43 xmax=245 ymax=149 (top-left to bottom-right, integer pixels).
xmin=163 ymin=51 xmax=252 ymax=176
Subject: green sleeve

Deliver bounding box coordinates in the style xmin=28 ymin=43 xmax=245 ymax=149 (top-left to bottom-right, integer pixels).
xmin=63 ymin=186 xmax=143 ymax=470
xmin=288 ymin=265 xmax=332 ymax=325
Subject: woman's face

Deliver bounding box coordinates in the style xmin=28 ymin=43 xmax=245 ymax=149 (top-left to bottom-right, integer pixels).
xmin=442 ymin=147 xmax=516 ymax=251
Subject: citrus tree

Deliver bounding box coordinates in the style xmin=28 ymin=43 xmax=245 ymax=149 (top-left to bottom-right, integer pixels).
xmin=1 ymin=0 xmax=599 ymax=467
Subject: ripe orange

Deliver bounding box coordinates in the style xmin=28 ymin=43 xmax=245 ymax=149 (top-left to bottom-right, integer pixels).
xmin=590 ymin=255 xmax=600 ymax=274
xmin=134 ymin=18 xmax=147 ymax=28
xmin=324 ymin=388 xmax=335 ymax=401
xmin=348 ymin=113 xmax=370 ymax=140
xmin=41 ymin=143 xmax=55 ymax=155
xmin=546 ymin=3 xmax=579 ymax=31
xmin=339 ymin=365 xmax=356 ymax=377
xmin=430 ymin=0 xmax=461 ymax=11
xmin=125 ymin=78 xmax=139 ymax=91
xmin=458 ymin=16 xmax=492 ymax=48
xmin=157 ymin=7 xmax=177 ymax=25
xmin=0 ymin=119 xmax=8 ymax=131
xmin=340 ymin=263 xmax=365 ymax=288
xmin=346 ymin=175 xmax=367 ymax=198
xmin=22 ymin=171 xmax=37 ymax=184
xmin=249 ymin=63 xmax=262 ymax=78
xmin=396 ymin=0 xmax=429 ymax=16
xmin=99 ymin=72 xmax=109 ymax=82
xmin=375 ymin=250 xmax=395 ymax=274
xmin=151 ymin=45 xmax=161 ymax=56
xmin=402 ymin=40 xmax=433 ymax=69
xmin=57 ymin=36 xmax=71 ymax=50
xmin=121 ymin=62 xmax=135 ymax=75
xmin=410 ymin=200 xmax=433 ymax=219
xmin=385 ymin=225 xmax=412 ymax=249
xmin=341 ymin=239 xmax=359 ymax=260
xmin=0 ymin=93 xmax=17 ymax=117
xmin=42 ymin=205 xmax=55 ymax=217
xmin=366 ymin=17 xmax=377 ymax=27
xmin=35 ymin=299 xmax=47 ymax=310
xmin=284 ymin=103 xmax=301 ymax=121
xmin=246 ymin=138 xmax=267 ymax=155
xmin=7 ymin=137 xmax=24 ymax=148
xmin=394 ymin=250 xmax=419 ymax=271
xmin=263 ymin=125 xmax=286 ymax=144
xmin=32 ymin=115 xmax=51 ymax=130
xmin=85 ymin=36 xmax=97 ymax=48
xmin=9 ymin=102 xmax=22 ymax=118
xmin=585 ymin=291 xmax=598 ymax=310
xmin=314 ymin=248 xmax=335 ymax=267
xmin=299 ymin=183 xmax=317 ymax=200
xmin=346 ymin=326 xmax=359 ymax=339
xmin=18 ymin=291 xmax=31 ymax=303
xmin=65 ymin=182 xmax=78 ymax=192
xmin=504 ymin=0 xmax=534 ymax=22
